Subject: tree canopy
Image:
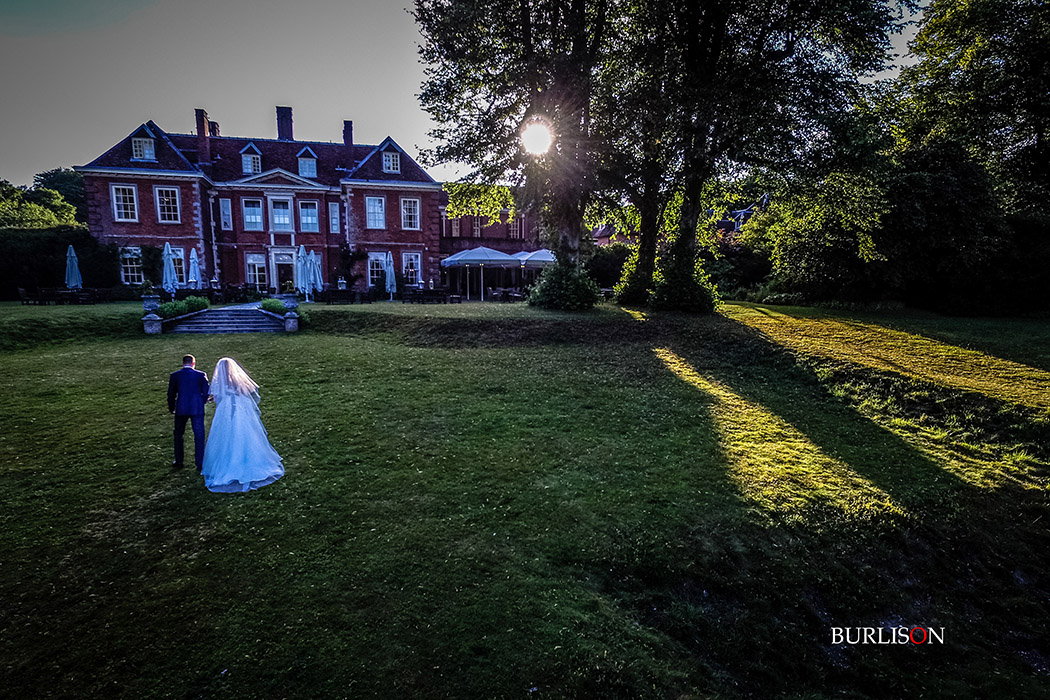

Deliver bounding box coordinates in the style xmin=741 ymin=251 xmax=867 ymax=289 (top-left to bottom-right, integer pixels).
xmin=896 ymin=0 xmax=1049 ymax=212
xmin=0 ymin=179 xmax=78 ymax=229
xmin=415 ymin=0 xmax=915 ymax=310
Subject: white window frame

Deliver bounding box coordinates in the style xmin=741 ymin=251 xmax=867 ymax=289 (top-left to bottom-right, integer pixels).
xmin=472 ymin=216 xmax=482 ymax=238
xmin=298 ymin=157 xmax=317 ymax=179
xmin=246 ymin=253 xmax=267 ymax=290
xmin=382 ymin=151 xmax=401 ymax=173
xmin=367 ymin=252 xmax=388 ymax=287
xmin=153 ymin=186 xmax=181 ymax=224
xmin=242 ymin=198 xmax=263 ymax=231
xmin=219 ymin=198 xmax=233 ymax=231
xmin=508 ymin=215 xmax=521 ymax=239
xmin=242 ymin=153 xmax=261 ymax=175
xmin=132 ymin=138 xmax=155 ymax=161
xmin=269 ymin=197 xmax=294 ymax=232
xmin=329 ymin=202 xmax=340 ymax=234
xmin=120 ymin=246 xmax=143 ymax=285
xmin=450 ymin=218 xmax=460 ymax=237
xmin=402 ymin=252 xmax=422 ymax=286
xmin=365 ymin=196 xmax=386 ymax=229
xmin=110 ymin=184 xmax=138 ymax=222
xmin=299 ymin=200 xmax=319 ymax=233
xmin=169 ymin=246 xmax=186 ymax=284
xmin=400 ymin=197 xmax=421 ymax=230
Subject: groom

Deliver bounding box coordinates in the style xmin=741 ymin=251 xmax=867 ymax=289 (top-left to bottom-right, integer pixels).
xmin=168 ymin=354 xmax=210 ymax=474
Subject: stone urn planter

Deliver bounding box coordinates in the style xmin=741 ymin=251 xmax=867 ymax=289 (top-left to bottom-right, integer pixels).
xmin=141 ymin=294 xmax=161 ymax=313
xmin=276 ymin=293 xmax=299 ymax=310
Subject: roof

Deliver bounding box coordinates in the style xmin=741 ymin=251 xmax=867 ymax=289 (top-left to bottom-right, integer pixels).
xmin=79 ymin=119 xmax=436 ymax=188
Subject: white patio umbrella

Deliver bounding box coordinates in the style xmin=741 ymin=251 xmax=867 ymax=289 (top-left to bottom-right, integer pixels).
xmin=309 ymin=251 xmax=324 ymax=294
xmin=518 ymin=248 xmax=556 ymax=268
xmin=161 ymin=242 xmax=178 ymax=294
xmin=187 ymin=248 xmax=202 ymax=289
xmin=440 ymin=246 xmax=519 ymax=300
xmin=384 ymin=251 xmax=397 ymax=301
xmin=64 ymin=245 xmax=82 ymax=289
xmin=296 ymin=245 xmax=309 ymax=299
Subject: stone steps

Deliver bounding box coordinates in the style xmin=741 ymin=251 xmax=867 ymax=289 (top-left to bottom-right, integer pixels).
xmin=167 ymin=308 xmax=284 ymax=334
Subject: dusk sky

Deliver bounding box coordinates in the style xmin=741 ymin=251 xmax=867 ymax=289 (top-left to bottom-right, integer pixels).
xmin=0 ymin=0 xmax=920 ymax=189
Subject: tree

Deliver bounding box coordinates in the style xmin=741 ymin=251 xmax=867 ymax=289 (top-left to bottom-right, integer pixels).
xmin=34 ymin=168 xmax=87 ymax=223
xmin=415 ymin=0 xmax=611 ymax=269
xmin=645 ymin=0 xmax=914 ymax=309
xmin=897 ymin=0 xmax=1050 ymax=212
xmin=0 ymin=179 xmax=78 ymax=229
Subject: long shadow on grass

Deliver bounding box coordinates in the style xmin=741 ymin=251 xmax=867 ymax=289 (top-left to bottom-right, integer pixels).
xmin=598 ymin=317 xmax=1050 ymax=697
xmin=667 ymin=316 xmax=973 ymax=516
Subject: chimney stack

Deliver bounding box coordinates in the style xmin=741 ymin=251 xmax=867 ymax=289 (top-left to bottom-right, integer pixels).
xmin=343 ymin=120 xmax=354 ymax=148
xmin=208 ymin=120 xmax=220 ymax=137
xmin=195 ymin=108 xmax=211 ymax=163
xmin=277 ymin=106 xmax=293 ymax=141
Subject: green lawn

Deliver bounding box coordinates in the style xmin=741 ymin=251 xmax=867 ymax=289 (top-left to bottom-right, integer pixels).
xmin=1 ymin=301 xmax=1048 ymax=698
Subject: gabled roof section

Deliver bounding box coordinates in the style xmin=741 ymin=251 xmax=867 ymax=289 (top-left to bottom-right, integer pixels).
xmin=296 ymin=146 xmax=318 ymax=159
xmin=240 ymin=142 xmax=262 ymax=155
xmin=130 ymin=124 xmax=156 ymax=139
xmin=81 ymin=120 xmax=199 ymax=174
xmin=345 ymin=137 xmax=435 ymax=184
xmin=225 ymin=168 xmax=331 ymax=189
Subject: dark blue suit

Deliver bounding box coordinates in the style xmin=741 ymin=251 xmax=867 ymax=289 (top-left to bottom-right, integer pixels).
xmin=168 ymin=366 xmax=209 ymax=468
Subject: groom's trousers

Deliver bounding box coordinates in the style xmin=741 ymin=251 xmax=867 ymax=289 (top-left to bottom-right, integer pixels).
xmin=173 ymin=414 xmax=206 ymax=467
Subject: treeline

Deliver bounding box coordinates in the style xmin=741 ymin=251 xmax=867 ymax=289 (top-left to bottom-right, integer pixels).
xmin=416 ymin=0 xmax=1048 ymax=314
xmin=0 ymin=226 xmax=123 ymax=300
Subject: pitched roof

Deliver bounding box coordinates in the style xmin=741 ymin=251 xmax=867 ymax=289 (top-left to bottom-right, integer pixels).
xmin=81 ymin=118 xmax=436 ymax=188
xmin=166 ymin=133 xmax=370 ymax=187
xmin=345 ymin=137 xmax=436 ymax=184
xmin=82 ymin=120 xmax=198 ymax=174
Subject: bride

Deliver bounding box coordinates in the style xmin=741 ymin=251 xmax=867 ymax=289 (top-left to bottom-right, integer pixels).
xmin=201 ymin=357 xmax=284 ymax=493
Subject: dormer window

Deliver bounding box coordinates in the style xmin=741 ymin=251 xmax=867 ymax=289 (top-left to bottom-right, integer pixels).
xmin=242 ymin=153 xmax=261 ymax=174
xmin=382 ymin=151 xmax=400 ymax=173
xmin=240 ymin=143 xmax=262 ymax=175
xmin=297 ymin=147 xmax=318 ymax=178
xmin=132 ymin=138 xmax=155 ymax=161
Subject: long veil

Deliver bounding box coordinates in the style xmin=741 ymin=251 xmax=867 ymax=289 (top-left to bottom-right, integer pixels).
xmin=211 ymin=357 xmax=260 ymax=402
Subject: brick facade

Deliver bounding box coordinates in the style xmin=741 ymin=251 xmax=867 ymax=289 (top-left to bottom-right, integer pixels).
xmin=76 ymin=107 xmax=542 ymax=293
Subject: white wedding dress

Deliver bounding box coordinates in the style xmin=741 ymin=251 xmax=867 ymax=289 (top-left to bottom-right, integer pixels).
xmin=201 ymin=358 xmax=284 ymax=493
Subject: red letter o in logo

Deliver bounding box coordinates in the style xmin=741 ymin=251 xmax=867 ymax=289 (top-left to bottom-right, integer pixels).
xmin=909 ymin=627 xmax=927 ymax=644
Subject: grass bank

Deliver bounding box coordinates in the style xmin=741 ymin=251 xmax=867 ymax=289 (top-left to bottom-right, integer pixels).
xmin=1 ymin=302 xmax=1047 ymax=698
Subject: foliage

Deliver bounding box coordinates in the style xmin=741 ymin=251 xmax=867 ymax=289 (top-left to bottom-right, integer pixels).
xmin=649 ymin=244 xmax=720 ymax=313
xmin=741 ymin=171 xmax=889 ymax=302
xmin=612 ymin=245 xmax=651 ymax=306
xmin=259 ymin=298 xmax=287 ymax=315
xmin=222 ymin=285 xmax=264 ymax=304
xmin=32 ymin=168 xmax=86 ymax=223
xmin=583 ymin=242 xmax=631 ymax=288
xmin=183 ymin=296 xmax=209 ymax=313
xmin=896 ymin=0 xmax=1050 ymax=212
xmin=0 ymin=225 xmax=119 ymax=299
xmin=0 ymin=179 xmax=77 ymax=228
xmin=337 ymin=243 xmax=367 ymax=290
xmin=526 ymin=260 xmax=600 ymax=310
xmin=443 ymin=183 xmax=517 ymax=225
xmin=875 ymin=137 xmax=1007 ymax=311
xmin=156 ymin=300 xmax=189 ymax=319
xmin=262 ymin=297 xmax=310 ymax=323
xmin=414 ymin=0 xmax=613 ymax=262
xmin=139 ymin=246 xmax=164 ymax=288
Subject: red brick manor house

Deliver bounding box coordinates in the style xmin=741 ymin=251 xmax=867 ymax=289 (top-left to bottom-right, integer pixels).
xmin=76 ymin=106 xmax=540 ymax=292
